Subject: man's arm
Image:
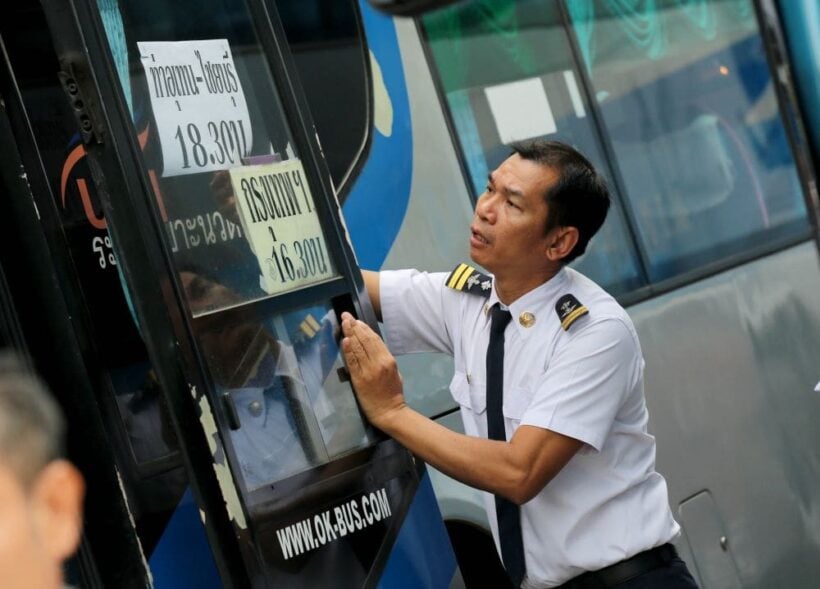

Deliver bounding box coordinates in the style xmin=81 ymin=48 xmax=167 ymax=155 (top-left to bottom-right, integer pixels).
xmin=362 ymin=270 xmax=381 ymax=321
xmin=341 ymin=313 xmax=582 ymax=504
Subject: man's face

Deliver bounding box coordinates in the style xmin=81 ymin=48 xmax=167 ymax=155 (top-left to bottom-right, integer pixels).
xmin=469 ymin=154 xmax=557 ymax=278
xmin=0 ymin=460 xmax=83 ymax=589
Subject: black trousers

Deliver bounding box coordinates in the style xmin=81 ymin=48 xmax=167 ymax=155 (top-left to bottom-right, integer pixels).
xmin=588 ymin=557 xmax=698 ymax=589
xmin=555 ymin=545 xmax=699 ymax=589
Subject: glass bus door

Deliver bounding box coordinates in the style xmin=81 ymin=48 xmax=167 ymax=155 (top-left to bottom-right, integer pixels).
xmin=38 ymin=0 xmax=425 ymax=585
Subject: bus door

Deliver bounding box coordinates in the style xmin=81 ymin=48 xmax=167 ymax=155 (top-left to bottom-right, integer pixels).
xmin=37 ymin=0 xmax=438 ymax=585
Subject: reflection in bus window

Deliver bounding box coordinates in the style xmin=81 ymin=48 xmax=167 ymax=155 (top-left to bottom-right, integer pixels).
xmin=276 ymin=0 xmax=369 ymax=194
xmin=183 ymin=271 xmax=372 ymax=490
xmin=2 ymin=0 xmax=188 ymax=559
xmin=95 ymin=0 xmax=340 ymax=309
xmin=567 ymin=0 xmax=809 ymax=280
xmin=421 ymin=0 xmax=645 ymax=295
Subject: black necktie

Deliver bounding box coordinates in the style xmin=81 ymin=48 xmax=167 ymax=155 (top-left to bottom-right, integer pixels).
xmin=486 ymin=305 xmax=525 ymax=587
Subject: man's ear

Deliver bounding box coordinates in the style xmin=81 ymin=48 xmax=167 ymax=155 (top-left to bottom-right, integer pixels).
xmin=545 ymin=226 xmax=579 ymax=262
xmin=31 ymin=460 xmax=85 ymax=561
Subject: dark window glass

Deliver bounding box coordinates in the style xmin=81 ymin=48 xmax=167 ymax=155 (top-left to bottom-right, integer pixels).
xmin=92 ymin=0 xmax=376 ymax=492
xmin=276 ymin=0 xmax=369 ymax=194
xmin=1 ymin=1 xmax=186 ymax=559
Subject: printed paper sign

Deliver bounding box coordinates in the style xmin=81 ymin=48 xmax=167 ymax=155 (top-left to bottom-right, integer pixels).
xmin=138 ymin=39 xmax=253 ymax=177
xmin=229 ymin=160 xmax=336 ymax=294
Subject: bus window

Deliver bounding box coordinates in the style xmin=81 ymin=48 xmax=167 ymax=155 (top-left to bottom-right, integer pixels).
xmin=92 ymin=0 xmax=378 ymax=493
xmin=184 ymin=271 xmax=370 ymax=489
xmin=94 ymin=0 xmax=340 ymax=310
xmin=420 ymin=0 xmax=645 ymax=295
xmin=275 ymin=0 xmax=370 ymax=196
xmin=566 ymin=0 xmax=809 ymax=281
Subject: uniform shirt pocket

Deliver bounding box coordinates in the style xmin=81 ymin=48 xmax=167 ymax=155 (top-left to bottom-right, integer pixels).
xmin=503 ymin=386 xmax=536 ymax=424
xmin=449 ymin=372 xmax=487 ymax=415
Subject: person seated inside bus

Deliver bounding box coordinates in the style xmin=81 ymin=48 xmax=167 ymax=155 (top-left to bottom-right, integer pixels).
xmin=180 ymin=270 xmax=366 ymax=490
xmin=0 ymin=353 xmax=85 ymax=589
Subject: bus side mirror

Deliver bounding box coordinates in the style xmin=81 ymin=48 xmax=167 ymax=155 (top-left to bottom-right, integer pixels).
xmin=367 ymin=0 xmax=463 ymax=17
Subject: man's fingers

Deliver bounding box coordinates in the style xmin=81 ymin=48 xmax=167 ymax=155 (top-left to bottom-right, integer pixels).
xmin=341 ymin=325 xmax=369 ymax=373
xmin=341 ymin=314 xmax=359 ymax=352
xmin=341 ymin=314 xmax=373 ymax=359
xmin=346 ymin=316 xmax=384 ymax=351
xmin=341 ymin=314 xmax=397 ymax=376
xmin=341 ymin=339 xmax=362 ymax=381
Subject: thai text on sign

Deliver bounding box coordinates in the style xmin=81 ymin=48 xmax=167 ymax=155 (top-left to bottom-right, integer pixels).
xmin=230 ymin=160 xmax=336 ymax=294
xmin=137 ymin=39 xmax=253 ymax=177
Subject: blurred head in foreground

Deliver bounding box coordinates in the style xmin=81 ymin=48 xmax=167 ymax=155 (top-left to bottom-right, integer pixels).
xmin=0 ymin=353 xmax=84 ymax=589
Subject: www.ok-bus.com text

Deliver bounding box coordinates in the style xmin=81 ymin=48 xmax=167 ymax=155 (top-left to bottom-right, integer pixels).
xmin=276 ymin=487 xmax=392 ymax=560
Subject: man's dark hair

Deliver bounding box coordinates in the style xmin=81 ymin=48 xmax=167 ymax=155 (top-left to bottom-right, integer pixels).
xmin=511 ymin=140 xmax=610 ymax=264
xmin=0 ymin=352 xmax=65 ymax=487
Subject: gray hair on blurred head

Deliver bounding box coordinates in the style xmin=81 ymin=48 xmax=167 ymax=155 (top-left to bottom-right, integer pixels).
xmin=0 ymin=352 xmax=65 ymax=487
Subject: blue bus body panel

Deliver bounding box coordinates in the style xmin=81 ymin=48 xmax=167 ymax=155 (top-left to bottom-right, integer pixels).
xmin=343 ymin=1 xmax=413 ymax=269
xmin=148 ymin=489 xmax=221 ymax=588
xmin=377 ymin=472 xmax=457 ymax=589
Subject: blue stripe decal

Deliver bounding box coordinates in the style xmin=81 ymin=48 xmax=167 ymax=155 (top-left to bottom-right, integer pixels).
xmin=148 ymin=488 xmax=221 ymax=588
xmin=377 ymin=471 xmax=457 ymax=588
xmin=343 ymin=1 xmax=413 ymax=269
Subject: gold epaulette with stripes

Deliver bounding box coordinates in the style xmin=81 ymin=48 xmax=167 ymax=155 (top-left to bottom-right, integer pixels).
xmin=555 ymin=294 xmax=589 ymax=331
xmin=445 ymin=263 xmax=492 ymax=296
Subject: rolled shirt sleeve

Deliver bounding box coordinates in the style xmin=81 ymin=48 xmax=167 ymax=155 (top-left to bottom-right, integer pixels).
xmin=379 ymin=269 xmax=459 ymax=356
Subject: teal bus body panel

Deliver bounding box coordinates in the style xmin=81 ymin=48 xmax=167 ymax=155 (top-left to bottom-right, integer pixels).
xmin=779 ymin=0 xmax=820 ymax=157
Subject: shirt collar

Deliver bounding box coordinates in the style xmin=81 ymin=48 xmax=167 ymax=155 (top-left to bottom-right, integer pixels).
xmin=486 ymin=267 xmax=569 ymax=340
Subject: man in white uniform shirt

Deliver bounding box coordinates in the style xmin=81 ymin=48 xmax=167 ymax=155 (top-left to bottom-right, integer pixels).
xmin=340 ymin=141 xmax=698 ymax=588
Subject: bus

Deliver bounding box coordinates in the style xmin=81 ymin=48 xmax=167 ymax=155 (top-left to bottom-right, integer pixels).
xmin=350 ymin=1 xmax=820 ymax=588
xmin=1 ymin=0 xmax=819 ymax=587
xmin=0 ymin=0 xmax=460 ymax=587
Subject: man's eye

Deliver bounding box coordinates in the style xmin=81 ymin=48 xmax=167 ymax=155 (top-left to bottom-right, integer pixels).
xmin=506 ymin=199 xmax=519 ymax=209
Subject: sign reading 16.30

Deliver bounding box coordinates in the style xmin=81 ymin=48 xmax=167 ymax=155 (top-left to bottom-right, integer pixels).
xmin=230 ymin=159 xmax=337 ymax=296
xmin=173 ymin=119 xmax=249 ymax=170
xmin=267 ymin=235 xmax=330 ymax=285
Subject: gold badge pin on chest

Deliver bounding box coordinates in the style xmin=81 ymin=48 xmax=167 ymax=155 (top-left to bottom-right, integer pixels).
xmin=519 ymin=312 xmax=536 ymax=328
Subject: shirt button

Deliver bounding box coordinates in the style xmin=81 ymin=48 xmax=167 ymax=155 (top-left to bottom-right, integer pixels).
xmin=248 ymin=400 xmax=263 ymax=417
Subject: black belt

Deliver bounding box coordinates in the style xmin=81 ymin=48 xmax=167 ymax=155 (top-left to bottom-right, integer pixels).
xmin=557 ymin=544 xmax=679 ymax=589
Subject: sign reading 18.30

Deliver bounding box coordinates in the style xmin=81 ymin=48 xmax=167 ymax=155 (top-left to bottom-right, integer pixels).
xmin=229 ymin=160 xmax=337 ymax=295
xmin=138 ymin=39 xmax=253 ymax=177
xmin=173 ymin=119 xmax=249 ymax=170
